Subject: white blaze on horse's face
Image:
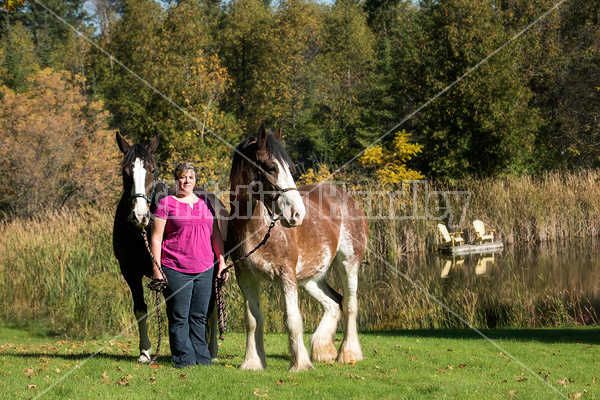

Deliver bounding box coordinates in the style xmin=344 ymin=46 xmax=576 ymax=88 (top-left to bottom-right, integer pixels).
xmin=131 ymin=158 xmax=150 ymax=226
xmin=273 ymin=159 xmax=305 ymax=227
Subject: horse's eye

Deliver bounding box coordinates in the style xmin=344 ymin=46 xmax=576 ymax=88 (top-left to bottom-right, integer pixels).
xmin=267 ymin=167 xmax=277 ymax=174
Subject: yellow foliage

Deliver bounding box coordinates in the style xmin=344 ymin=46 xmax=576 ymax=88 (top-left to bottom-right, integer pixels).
xmin=297 ymin=164 xmax=332 ymax=186
xmin=0 ymin=0 xmax=25 ymax=12
xmin=0 ymin=68 xmax=120 ymax=215
xmin=358 ymin=130 xmax=424 ymax=185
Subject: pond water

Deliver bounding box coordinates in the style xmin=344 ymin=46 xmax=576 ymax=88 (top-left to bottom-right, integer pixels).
xmin=354 ymin=239 xmax=600 ymax=330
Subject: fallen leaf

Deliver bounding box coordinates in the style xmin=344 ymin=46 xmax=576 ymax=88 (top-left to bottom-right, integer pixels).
xmin=556 ymin=379 xmax=567 ymax=387
xmin=24 ymin=368 xmax=34 ymax=376
xmin=27 ymin=384 xmax=37 ymax=390
xmin=276 ymin=380 xmax=285 ymax=386
xmin=55 ymin=368 xmax=61 ymax=374
xmin=459 ymin=364 xmax=466 ymax=369
xmin=570 ymin=393 xmax=582 ymax=399
xmin=508 ymin=390 xmax=517 ymax=397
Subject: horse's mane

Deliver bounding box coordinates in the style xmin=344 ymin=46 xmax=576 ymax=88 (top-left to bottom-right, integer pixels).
xmin=230 ymin=133 xmax=296 ymax=191
xmin=121 ymin=143 xmax=157 ymax=171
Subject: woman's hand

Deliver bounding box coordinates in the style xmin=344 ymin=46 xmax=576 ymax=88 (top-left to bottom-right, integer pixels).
xmin=217 ymin=258 xmax=229 ymax=282
xmin=151 ymin=269 xmax=164 ymax=281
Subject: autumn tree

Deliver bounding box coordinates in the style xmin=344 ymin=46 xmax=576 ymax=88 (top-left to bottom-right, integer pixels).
xmin=153 ymin=0 xmax=239 ymax=183
xmin=0 ymin=69 xmax=120 ymax=216
xmin=358 ymin=130 xmax=424 ymax=185
xmin=97 ymin=0 xmax=239 ymax=183
xmin=0 ymin=0 xmax=25 ymax=12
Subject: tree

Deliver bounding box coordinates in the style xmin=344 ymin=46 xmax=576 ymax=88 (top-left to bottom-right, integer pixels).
xmin=0 ymin=0 xmax=25 ymax=12
xmin=218 ymin=0 xmax=276 ymax=131
xmin=358 ymin=130 xmax=424 ymax=185
xmin=409 ymin=0 xmax=542 ymax=179
xmin=552 ymin=0 xmax=600 ymax=167
xmin=1 ymin=0 xmax=89 ymax=70
xmin=0 ymin=21 xmax=39 ymax=90
xmin=97 ymin=0 xmax=239 ymax=182
xmin=0 ymin=68 xmax=120 ymax=216
xmin=313 ymin=0 xmax=376 ymax=165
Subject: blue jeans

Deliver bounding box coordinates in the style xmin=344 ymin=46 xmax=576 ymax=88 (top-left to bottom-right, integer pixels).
xmin=162 ymin=266 xmax=214 ymax=368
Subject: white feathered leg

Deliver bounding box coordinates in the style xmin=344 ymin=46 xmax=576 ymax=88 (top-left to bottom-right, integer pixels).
xmin=238 ymin=273 xmax=267 ymax=370
xmin=303 ymin=278 xmax=341 ymax=363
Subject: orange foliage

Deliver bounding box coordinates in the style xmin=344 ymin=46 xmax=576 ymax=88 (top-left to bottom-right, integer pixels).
xmin=0 ymin=68 xmax=120 ymax=215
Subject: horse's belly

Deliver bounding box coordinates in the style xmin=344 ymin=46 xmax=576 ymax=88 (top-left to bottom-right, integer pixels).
xmin=296 ymin=243 xmax=334 ymax=280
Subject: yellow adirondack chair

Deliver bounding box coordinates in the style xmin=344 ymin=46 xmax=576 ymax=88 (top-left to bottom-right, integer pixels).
xmin=473 ymin=220 xmax=494 ymax=244
xmin=437 ymin=223 xmax=464 ymax=248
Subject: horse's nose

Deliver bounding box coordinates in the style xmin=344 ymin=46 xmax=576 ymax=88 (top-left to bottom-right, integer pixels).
xmin=289 ymin=210 xmax=304 ymax=226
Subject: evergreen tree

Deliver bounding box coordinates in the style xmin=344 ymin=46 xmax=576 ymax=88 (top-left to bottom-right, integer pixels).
xmin=313 ymin=0 xmax=376 ymax=165
xmin=218 ymin=0 xmax=275 ymax=132
xmin=411 ymin=0 xmax=542 ymax=179
xmin=0 ymin=21 xmax=39 ymax=90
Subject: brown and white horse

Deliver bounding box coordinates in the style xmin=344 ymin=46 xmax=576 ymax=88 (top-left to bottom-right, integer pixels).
xmin=228 ymin=125 xmax=368 ymax=371
xmin=113 ymin=133 xmax=225 ymax=363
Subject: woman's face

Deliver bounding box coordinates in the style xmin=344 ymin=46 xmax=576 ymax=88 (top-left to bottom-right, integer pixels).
xmin=177 ymin=170 xmax=195 ymax=195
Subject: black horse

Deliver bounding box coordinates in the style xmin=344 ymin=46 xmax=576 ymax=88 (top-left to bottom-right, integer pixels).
xmin=113 ymin=133 xmax=225 ymax=362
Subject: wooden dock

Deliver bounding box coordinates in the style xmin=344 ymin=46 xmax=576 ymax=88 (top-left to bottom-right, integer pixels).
xmin=438 ymin=241 xmax=504 ymax=255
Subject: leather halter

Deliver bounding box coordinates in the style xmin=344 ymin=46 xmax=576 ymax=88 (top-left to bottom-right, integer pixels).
xmin=256 ymin=169 xmax=299 ymax=195
xmin=255 ymin=169 xmax=299 ymax=221
xmin=130 ymin=170 xmax=158 ymax=205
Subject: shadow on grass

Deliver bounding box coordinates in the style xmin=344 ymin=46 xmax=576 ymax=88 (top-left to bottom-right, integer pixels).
xmin=0 ymin=351 xmax=172 ymax=363
xmin=367 ymin=328 xmax=600 ymax=344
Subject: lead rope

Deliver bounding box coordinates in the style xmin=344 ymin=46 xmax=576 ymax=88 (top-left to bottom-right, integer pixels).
xmin=214 ymin=218 xmax=277 ymax=340
xmin=141 ymin=227 xmax=168 ymax=365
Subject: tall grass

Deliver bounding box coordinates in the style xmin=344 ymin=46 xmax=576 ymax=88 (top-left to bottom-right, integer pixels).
xmin=363 ymin=169 xmax=600 ymax=261
xmin=1 ymin=171 xmax=599 ymax=338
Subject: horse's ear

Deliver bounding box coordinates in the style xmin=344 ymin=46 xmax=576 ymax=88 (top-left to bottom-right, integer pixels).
xmin=257 ymin=124 xmax=267 ymax=150
xmin=116 ymin=132 xmax=131 ymax=153
xmin=274 ymin=128 xmax=282 ymax=141
xmin=146 ymin=133 xmax=160 ymax=154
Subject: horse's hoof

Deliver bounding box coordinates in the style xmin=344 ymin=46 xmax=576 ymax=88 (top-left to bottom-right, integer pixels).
xmin=240 ymin=359 xmax=266 ymax=370
xmin=138 ymin=349 xmax=152 ymax=364
xmin=336 ymin=347 xmax=363 ymax=365
xmin=310 ymin=341 xmax=337 ymax=363
xmin=289 ymin=361 xmax=314 ymax=372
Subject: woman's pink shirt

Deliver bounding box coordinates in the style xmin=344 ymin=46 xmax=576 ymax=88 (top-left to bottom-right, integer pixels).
xmin=154 ymin=195 xmax=214 ymax=274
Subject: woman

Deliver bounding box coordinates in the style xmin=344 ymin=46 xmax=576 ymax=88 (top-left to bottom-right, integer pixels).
xmin=150 ymin=162 xmax=228 ymax=368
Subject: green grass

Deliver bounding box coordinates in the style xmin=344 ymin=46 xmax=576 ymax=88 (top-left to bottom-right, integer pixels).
xmin=2 ymin=326 xmax=598 ymax=399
